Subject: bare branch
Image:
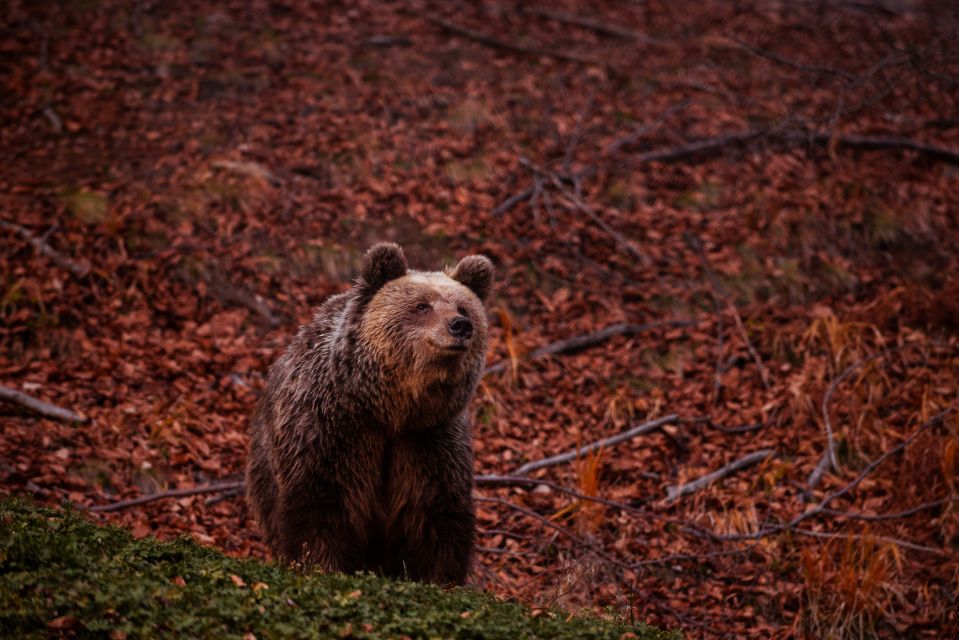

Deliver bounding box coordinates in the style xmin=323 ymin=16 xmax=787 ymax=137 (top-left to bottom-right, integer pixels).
xmin=791 ymin=528 xmax=947 ymax=555
xmin=511 ymin=414 xmax=679 ymax=476
xmin=792 ymin=406 xmax=954 ymax=528
xmin=476 ymin=495 xmax=634 ymax=571
xmin=810 ymin=348 xmax=902 ymax=490
xmin=630 ymin=129 xmax=959 ymax=165
xmin=665 ymin=449 xmax=775 ymax=502
xmin=684 ymin=233 xmax=770 ymax=390
xmin=519 ymin=6 xmax=663 ymax=45
xmin=819 ymin=496 xmax=958 ymax=522
xmin=484 ymin=319 xmax=696 ymax=376
xmin=606 ymin=99 xmax=693 ymax=155
xmin=89 ymin=481 xmax=244 ymax=513
xmin=0 ymin=384 xmax=86 ymax=423
xmin=492 ymin=185 xmax=535 ymax=216
xmin=422 ymin=14 xmax=602 ymax=67
xmin=0 ymin=220 xmax=90 ymax=277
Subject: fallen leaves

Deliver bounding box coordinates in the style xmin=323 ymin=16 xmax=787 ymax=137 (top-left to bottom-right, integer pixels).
xmin=2 ymin=0 xmax=958 ymax=638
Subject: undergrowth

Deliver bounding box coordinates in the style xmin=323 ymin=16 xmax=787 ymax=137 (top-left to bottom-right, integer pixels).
xmin=0 ymin=500 xmax=678 ymax=640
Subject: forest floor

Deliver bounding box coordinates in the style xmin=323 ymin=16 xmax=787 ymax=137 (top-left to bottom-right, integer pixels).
xmin=1 ymin=1 xmax=958 ymax=638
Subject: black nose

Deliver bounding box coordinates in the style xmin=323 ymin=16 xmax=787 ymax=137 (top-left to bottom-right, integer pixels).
xmin=448 ymin=316 xmax=473 ymax=339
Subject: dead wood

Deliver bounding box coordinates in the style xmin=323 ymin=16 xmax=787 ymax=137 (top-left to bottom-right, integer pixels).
xmin=518 ymin=6 xmax=663 ymax=45
xmin=476 ymin=495 xmax=635 ymax=571
xmin=422 ymin=14 xmax=602 ymax=67
xmin=511 ymin=414 xmax=679 ymax=477
xmin=819 ymin=496 xmax=958 ymax=522
xmin=204 ymin=271 xmax=280 ymax=327
xmin=89 ymin=481 xmax=244 ymax=513
xmin=631 ymin=129 xmax=959 ymax=164
xmin=0 ymin=384 xmax=86 ymax=423
xmin=606 ymin=99 xmax=693 ymax=155
xmin=484 ymin=320 xmax=695 ymax=376
xmin=0 ymin=220 xmax=90 ymax=277
xmin=792 ymin=528 xmax=947 ymax=555
xmin=492 ymin=185 xmax=535 ymax=216
xmin=683 ymin=233 xmax=770 ymax=390
xmin=808 ymin=348 xmax=902 ymax=491
xmin=665 ymin=449 xmax=775 ymax=502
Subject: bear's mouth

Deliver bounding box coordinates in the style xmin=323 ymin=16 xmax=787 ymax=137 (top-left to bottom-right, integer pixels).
xmin=431 ymin=340 xmax=468 ymax=354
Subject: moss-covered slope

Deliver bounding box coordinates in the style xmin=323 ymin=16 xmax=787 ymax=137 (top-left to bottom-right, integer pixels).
xmin=0 ymin=501 xmax=677 ymax=639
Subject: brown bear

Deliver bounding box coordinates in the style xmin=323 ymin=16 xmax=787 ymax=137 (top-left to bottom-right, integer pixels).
xmin=246 ymin=242 xmax=492 ymax=585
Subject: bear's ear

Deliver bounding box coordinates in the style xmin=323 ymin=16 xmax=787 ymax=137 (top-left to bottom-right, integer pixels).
xmin=359 ymin=242 xmax=408 ymax=294
xmin=450 ymin=255 xmax=494 ymax=302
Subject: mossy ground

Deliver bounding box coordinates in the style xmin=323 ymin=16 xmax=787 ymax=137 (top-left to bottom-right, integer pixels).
xmin=0 ymin=501 xmax=678 ymax=639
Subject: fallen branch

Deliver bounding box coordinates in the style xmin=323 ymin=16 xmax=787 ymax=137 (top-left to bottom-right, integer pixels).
xmin=684 ymin=233 xmax=770 ymax=390
xmin=492 ymin=185 xmax=534 ymax=216
xmin=205 ymin=272 xmax=280 ymax=328
xmin=89 ymin=481 xmax=244 ymax=513
xmin=484 ymin=319 xmax=695 ymax=376
xmin=819 ymin=496 xmax=958 ymax=522
xmin=665 ymin=449 xmax=775 ymax=502
xmin=808 ymin=348 xmax=901 ymax=490
xmin=519 ymin=6 xmax=663 ymax=45
xmin=631 ymin=129 xmax=959 ymax=165
xmin=606 ymin=99 xmax=693 ymax=155
xmin=0 ymin=220 xmax=90 ymax=277
xmin=686 ymin=406 xmax=956 ymax=545
xmin=475 ymin=474 xmax=656 ymax=513
xmin=422 ymin=14 xmax=602 ymax=67
xmin=0 ymin=384 xmax=86 ymax=423
xmin=476 ymin=495 xmax=635 ymax=572
xmin=792 ymin=528 xmax=947 ymax=555
xmin=511 ymin=414 xmax=679 ymax=476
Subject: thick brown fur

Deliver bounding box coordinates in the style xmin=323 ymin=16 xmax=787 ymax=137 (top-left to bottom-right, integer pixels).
xmin=246 ymin=243 xmax=493 ymax=584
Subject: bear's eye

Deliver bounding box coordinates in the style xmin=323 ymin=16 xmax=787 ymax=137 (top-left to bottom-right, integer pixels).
xmin=457 ymin=306 xmax=468 ymax=317
xmin=415 ymin=302 xmax=430 ymax=313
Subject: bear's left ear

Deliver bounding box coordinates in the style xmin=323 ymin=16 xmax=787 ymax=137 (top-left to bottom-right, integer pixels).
xmin=359 ymin=242 xmax=408 ymax=294
xmin=450 ymin=255 xmax=494 ymax=302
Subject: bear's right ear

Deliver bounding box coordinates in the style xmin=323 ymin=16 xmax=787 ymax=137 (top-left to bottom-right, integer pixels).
xmin=358 ymin=242 xmax=408 ymax=294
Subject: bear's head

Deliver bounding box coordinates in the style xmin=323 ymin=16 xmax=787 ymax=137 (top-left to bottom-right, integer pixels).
xmin=356 ymin=242 xmax=493 ymax=392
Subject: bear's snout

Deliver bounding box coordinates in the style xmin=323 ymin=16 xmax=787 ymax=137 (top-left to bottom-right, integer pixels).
xmin=448 ymin=316 xmax=473 ymax=340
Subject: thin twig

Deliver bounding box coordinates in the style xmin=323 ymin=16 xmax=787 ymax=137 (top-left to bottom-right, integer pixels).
xmin=689 ymin=406 xmax=956 ymax=545
xmin=511 ymin=414 xmax=679 ymax=476
xmin=791 ymin=528 xmax=947 ymax=555
xmin=818 ymin=496 xmax=958 ymax=522
xmin=519 ymin=6 xmax=662 ymax=44
xmin=728 ymin=304 xmax=770 ymax=389
xmin=422 ymin=14 xmax=602 ymax=67
xmin=810 ymin=348 xmax=901 ymax=490
xmin=727 ymin=36 xmax=857 ymax=81
xmin=792 ymin=406 xmax=954 ymax=528
xmin=684 ymin=233 xmax=770 ymax=390
xmin=476 ymin=496 xmax=634 ymax=571
xmin=89 ymin=481 xmax=244 ymax=513
xmin=606 ymin=99 xmax=693 ymax=155
xmin=475 ymin=474 xmax=657 ymax=514
xmin=665 ymin=449 xmax=775 ymax=502
xmin=630 ymin=129 xmax=959 ymax=164
xmin=484 ymin=319 xmax=695 ymax=376
xmin=492 ymin=185 xmax=534 ymax=216
xmin=0 ymin=220 xmax=90 ymax=277
xmin=0 ymin=384 xmax=86 ymax=423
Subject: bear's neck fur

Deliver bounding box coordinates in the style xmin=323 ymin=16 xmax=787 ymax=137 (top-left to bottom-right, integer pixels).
xmin=323 ymin=291 xmax=484 ymax=433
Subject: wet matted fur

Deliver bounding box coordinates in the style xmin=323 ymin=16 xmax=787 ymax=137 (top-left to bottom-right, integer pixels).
xmin=246 ymin=243 xmax=493 ymax=584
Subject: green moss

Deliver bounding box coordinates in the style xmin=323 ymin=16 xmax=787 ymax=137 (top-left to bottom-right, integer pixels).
xmin=0 ymin=501 xmax=678 ymax=640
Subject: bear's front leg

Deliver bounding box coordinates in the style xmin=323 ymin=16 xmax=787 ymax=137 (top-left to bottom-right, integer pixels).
xmin=275 ymin=488 xmax=364 ymax=572
xmin=406 ymin=503 xmax=476 ymax=584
